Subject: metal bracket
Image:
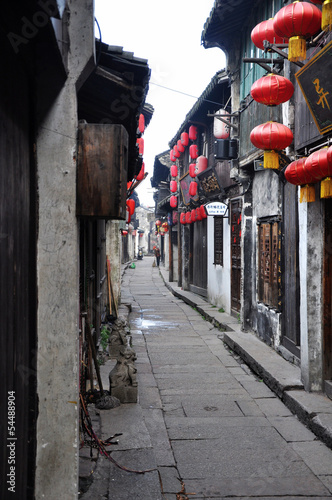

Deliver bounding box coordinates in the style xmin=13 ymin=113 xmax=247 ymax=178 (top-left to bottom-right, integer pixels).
xmin=242 ymin=57 xmax=284 ymax=73
xmin=263 ymin=41 xmax=304 ymax=68
xmin=207 ymin=113 xmax=239 ymax=131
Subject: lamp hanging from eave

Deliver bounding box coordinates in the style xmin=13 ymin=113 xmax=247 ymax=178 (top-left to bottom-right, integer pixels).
xmin=305 ymin=147 xmax=332 ymax=198
xmin=189 ymin=144 xmax=198 ymax=160
xmin=181 ymin=132 xmax=189 ymax=146
xmin=189 ymin=180 xmax=198 ymax=197
xmin=180 ymin=213 xmax=186 ymax=224
xmin=138 ymin=113 xmax=145 ymax=133
xmin=251 ymin=18 xmax=286 ymax=50
xmin=189 ymin=163 xmax=196 ymax=178
xmin=284 ymin=157 xmax=316 ymax=202
xmin=200 ymin=205 xmax=207 ymax=219
xmin=195 ymin=207 xmax=202 ymax=221
xmin=171 ymin=164 xmax=178 ymax=177
xmin=309 ymin=0 xmax=332 ymax=31
xmin=250 ymin=121 xmax=293 ymax=169
xmin=170 ymin=180 xmax=177 ymax=193
xmin=170 ymin=195 xmax=177 ymax=208
xmin=173 ymin=145 xmax=180 ymax=158
xmin=185 ymin=211 xmax=192 ymax=224
xmin=189 ymin=125 xmax=197 ymax=141
xmin=191 ymin=208 xmax=197 ymax=222
xmin=170 ymin=149 xmax=176 ymax=162
xmin=177 ymin=139 xmax=185 ymax=153
xmin=273 ymin=1 xmax=322 ymax=62
xmin=196 ymin=156 xmax=208 ymax=174
xmin=250 ymin=74 xmax=294 ymax=106
xmin=136 ymin=162 xmax=145 ymax=181
xmin=213 ymin=109 xmax=231 ymax=139
xmin=137 ymin=137 xmax=144 ymax=155
xmin=126 ymin=198 xmax=136 ymax=215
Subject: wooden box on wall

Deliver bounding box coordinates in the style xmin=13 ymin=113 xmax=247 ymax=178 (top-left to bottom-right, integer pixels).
xmin=77 ymin=123 xmax=128 ymax=219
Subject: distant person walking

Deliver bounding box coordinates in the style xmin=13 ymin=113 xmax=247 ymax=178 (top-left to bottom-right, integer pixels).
xmin=154 ymin=246 xmax=160 ymax=267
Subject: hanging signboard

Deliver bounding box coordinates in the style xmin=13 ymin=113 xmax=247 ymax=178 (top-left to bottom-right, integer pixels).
xmin=197 ymin=166 xmax=224 ymax=198
xmin=205 ymin=202 xmax=228 ymax=217
xmin=295 ymin=40 xmax=332 ymax=135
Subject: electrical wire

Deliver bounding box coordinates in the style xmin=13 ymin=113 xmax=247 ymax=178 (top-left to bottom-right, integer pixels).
xmin=149 ymin=81 xmax=226 ymax=107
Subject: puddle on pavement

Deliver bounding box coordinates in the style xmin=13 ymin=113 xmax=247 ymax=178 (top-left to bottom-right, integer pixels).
xmin=133 ymin=312 xmax=178 ymax=332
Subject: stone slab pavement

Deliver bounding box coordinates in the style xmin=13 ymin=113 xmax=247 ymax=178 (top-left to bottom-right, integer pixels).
xmin=80 ymin=257 xmax=332 ymax=499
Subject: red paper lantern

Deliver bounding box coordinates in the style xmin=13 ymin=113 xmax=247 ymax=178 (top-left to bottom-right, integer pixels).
xmin=189 ymin=125 xmax=197 ymax=141
xmin=213 ymin=109 xmax=231 ymax=139
xmin=305 ymin=147 xmax=332 ymax=198
xmin=155 ymin=220 xmax=162 ymax=226
xmin=177 ymin=139 xmax=185 ymax=153
xmin=171 ymin=164 xmax=178 ymax=178
xmin=181 ymin=132 xmax=189 ymax=146
xmin=122 ymin=230 xmax=128 ymax=236
xmin=180 ymin=213 xmax=186 ymax=225
xmin=251 ymin=18 xmax=286 ymax=50
xmin=185 ymin=211 xmax=192 ymax=224
xmin=307 ymin=0 xmax=331 ymax=31
xmin=195 ymin=207 xmax=202 ymax=221
xmin=170 ymin=150 xmax=176 ymax=162
xmin=273 ymin=2 xmax=321 ymax=62
xmin=137 ymin=137 xmax=144 ymax=155
xmin=250 ymin=74 xmax=294 ymax=106
xmin=189 ymin=163 xmax=196 ymax=178
xmin=250 ymin=121 xmax=293 ymax=169
xmin=196 ymin=156 xmax=208 ymax=174
xmin=173 ymin=146 xmax=180 ymax=158
xmin=191 ymin=209 xmax=197 ymax=222
xmin=200 ymin=205 xmax=207 ymax=219
xmin=126 ymin=198 xmax=135 ymax=215
xmin=170 ymin=195 xmax=177 ymax=208
xmin=189 ymin=181 xmax=197 ymax=197
xmin=284 ymin=158 xmax=316 ymax=202
xmin=170 ymin=180 xmax=177 ymax=193
xmin=136 ymin=162 xmax=145 ymax=181
xmin=190 ymin=144 xmax=198 ymax=160
xmin=138 ymin=114 xmax=145 ymax=133
xmin=126 ymin=206 xmax=131 ymax=223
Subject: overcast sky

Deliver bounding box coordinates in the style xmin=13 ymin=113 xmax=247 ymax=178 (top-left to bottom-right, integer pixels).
xmin=94 ymin=0 xmax=226 ymax=206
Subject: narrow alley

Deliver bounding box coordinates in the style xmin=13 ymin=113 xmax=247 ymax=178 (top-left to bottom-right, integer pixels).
xmin=82 ymin=256 xmax=332 ymax=500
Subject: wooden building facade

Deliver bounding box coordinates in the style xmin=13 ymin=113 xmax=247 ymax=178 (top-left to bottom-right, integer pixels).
xmin=201 ymin=0 xmax=332 ymax=394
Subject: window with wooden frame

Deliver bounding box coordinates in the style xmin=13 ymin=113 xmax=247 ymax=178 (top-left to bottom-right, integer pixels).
xmin=258 ymin=221 xmax=281 ymax=309
xmin=214 ymin=216 xmax=223 ymax=266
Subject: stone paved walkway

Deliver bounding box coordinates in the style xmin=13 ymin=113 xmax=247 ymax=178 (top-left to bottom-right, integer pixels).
xmin=81 ymin=256 xmax=332 ymax=499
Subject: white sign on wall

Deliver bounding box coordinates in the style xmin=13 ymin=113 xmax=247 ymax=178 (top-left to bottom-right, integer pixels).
xmin=205 ymin=202 xmax=228 ymax=217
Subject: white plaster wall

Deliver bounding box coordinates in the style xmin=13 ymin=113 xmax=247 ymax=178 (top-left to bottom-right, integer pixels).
xmin=35 ymin=2 xmax=95 ymax=498
xmin=207 ymin=214 xmax=231 ymax=313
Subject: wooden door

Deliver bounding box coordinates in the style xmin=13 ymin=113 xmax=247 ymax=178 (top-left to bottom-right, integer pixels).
xmin=231 ymin=199 xmax=242 ymax=312
xmin=190 ymin=219 xmax=208 ymax=296
xmin=282 ymin=183 xmax=300 ymax=358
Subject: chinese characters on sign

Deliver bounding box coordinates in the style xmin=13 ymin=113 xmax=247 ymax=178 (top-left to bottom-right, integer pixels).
xmin=197 ymin=166 xmax=223 ymax=198
xmin=205 ymin=202 xmax=228 ymax=217
xmin=295 ymin=40 xmax=332 ymax=135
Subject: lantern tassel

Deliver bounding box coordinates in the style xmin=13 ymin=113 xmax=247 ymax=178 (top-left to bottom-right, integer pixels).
xmin=322 ymin=0 xmax=332 ymax=31
xmin=288 ymin=36 xmax=306 ymax=62
xmin=300 ymin=184 xmax=315 ymax=203
xmin=264 ymin=150 xmax=279 ymax=169
xmin=321 ymin=177 xmax=332 ymax=198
